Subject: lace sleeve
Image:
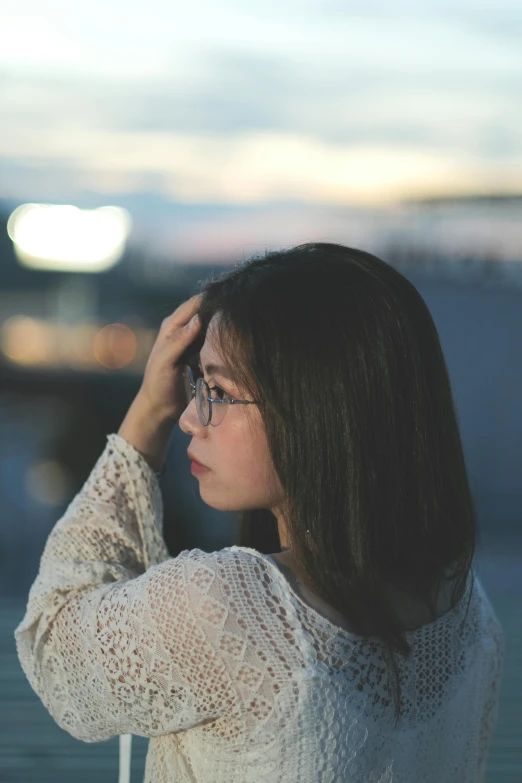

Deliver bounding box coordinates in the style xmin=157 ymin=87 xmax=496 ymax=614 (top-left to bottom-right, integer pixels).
xmin=13 ymin=434 xmax=233 ymax=741
xmin=476 ymin=618 xmax=505 ymax=782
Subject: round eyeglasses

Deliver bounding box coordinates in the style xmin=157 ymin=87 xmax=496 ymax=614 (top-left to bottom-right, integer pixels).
xmin=182 ymin=365 xmax=259 ymax=426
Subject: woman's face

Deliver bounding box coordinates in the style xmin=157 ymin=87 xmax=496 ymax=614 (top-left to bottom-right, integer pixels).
xmin=178 ymin=315 xmax=286 ymax=521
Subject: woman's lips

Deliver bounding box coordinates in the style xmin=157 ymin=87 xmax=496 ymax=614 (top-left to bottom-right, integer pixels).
xmin=190 ymin=459 xmax=210 ymax=475
xmin=187 ymin=451 xmax=206 ymax=466
xmin=188 ymin=451 xmax=210 ymax=473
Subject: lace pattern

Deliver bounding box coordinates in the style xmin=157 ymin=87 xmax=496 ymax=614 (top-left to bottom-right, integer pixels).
xmin=14 ymin=433 xmax=505 ymax=782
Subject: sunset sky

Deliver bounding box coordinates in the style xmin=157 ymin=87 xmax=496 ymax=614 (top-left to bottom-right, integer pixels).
xmin=1 ymin=0 xmax=521 ymax=210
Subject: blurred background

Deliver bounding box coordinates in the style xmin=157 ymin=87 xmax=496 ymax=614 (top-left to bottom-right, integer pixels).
xmin=0 ymin=1 xmax=521 ymax=781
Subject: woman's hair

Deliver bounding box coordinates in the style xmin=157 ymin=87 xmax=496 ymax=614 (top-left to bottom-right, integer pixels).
xmin=191 ymin=241 xmax=478 ymax=725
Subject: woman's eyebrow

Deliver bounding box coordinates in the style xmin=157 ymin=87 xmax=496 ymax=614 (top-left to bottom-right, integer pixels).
xmin=197 ymin=358 xmax=236 ymax=382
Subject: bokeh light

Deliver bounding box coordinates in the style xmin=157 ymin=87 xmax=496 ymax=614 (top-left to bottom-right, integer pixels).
xmin=92 ymin=323 xmax=138 ymax=369
xmin=7 ymin=203 xmax=132 ymax=272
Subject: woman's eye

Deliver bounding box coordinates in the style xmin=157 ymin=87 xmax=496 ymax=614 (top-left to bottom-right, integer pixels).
xmin=209 ymin=385 xmax=232 ymax=402
xmin=195 ymin=367 xmax=232 ymax=401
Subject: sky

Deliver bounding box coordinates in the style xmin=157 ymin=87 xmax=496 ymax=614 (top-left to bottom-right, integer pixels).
xmin=1 ymin=0 xmax=521 ymax=258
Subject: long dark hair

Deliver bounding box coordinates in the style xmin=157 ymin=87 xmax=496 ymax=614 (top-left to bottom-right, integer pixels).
xmin=187 ymin=242 xmax=478 ymax=724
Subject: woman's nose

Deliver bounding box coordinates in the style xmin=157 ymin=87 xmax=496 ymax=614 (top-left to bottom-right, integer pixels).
xmin=178 ymin=397 xmax=203 ymax=435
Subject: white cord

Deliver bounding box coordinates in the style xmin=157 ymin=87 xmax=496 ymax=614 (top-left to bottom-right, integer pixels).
xmin=119 ymin=734 xmax=132 ymax=783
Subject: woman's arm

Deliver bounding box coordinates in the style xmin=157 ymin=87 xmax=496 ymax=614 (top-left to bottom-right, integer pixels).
xmin=13 ymin=435 xmax=232 ymax=741
xmin=118 ymin=393 xmax=178 ymax=475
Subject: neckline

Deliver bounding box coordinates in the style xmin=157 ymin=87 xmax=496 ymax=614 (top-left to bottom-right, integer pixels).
xmin=227 ymin=545 xmax=474 ymax=641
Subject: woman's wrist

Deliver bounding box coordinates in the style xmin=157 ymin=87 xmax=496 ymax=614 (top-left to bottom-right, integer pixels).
xmin=117 ymin=394 xmax=178 ymax=475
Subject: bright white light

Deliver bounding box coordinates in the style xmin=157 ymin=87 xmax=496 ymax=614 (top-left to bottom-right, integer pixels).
xmin=7 ymin=203 xmax=132 ymax=272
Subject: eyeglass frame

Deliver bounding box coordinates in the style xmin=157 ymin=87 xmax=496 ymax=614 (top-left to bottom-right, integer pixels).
xmin=184 ymin=365 xmax=259 ymax=426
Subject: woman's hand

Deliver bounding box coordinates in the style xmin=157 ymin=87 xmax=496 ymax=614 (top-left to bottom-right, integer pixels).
xmin=137 ymin=294 xmax=203 ymax=421
xmin=117 ymin=295 xmax=202 ymax=473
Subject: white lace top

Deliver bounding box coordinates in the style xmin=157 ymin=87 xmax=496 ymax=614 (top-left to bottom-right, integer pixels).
xmin=14 ymin=433 xmax=504 ymax=783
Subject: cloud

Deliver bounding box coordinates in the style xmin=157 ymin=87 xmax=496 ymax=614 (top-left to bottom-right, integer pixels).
xmin=2 ymin=124 xmax=521 ymax=213
xmin=1 ymin=0 xmax=521 ymax=209
xmin=2 ymin=50 xmax=521 ymax=153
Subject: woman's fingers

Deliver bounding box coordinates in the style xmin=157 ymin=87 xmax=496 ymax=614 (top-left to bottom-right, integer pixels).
xmin=161 ymin=295 xmax=202 ymax=338
xmin=168 ymin=294 xmax=202 ymax=325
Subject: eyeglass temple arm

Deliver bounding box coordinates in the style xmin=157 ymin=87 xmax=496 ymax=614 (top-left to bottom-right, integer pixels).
xmin=188 ymin=381 xmax=258 ymax=405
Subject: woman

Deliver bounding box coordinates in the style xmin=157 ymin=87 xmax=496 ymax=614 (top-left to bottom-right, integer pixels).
xmin=15 ymin=242 xmax=504 ymax=782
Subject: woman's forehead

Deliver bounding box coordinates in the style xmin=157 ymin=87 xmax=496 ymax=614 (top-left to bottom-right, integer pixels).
xmin=199 ymin=336 xmax=221 ymax=364
xmin=200 ymin=315 xmax=225 ymax=361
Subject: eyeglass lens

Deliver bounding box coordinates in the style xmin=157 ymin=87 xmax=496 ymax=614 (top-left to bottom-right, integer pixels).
xmin=184 ymin=366 xmax=227 ymax=426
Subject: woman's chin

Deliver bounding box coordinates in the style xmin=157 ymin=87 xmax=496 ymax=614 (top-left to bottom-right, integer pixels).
xmin=198 ymin=487 xmax=260 ymax=514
